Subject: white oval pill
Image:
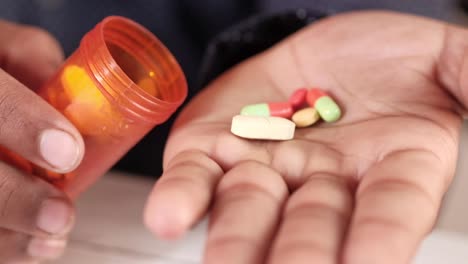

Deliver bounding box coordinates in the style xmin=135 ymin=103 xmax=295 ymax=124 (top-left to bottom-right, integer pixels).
xmin=230 ymin=115 xmax=295 ymax=140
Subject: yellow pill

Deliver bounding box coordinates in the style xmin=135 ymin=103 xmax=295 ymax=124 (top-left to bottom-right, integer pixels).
xmin=292 ymin=107 xmax=320 ymax=128
xmin=61 ymin=65 xmax=107 ymax=107
xmin=137 ymin=77 xmax=159 ymax=97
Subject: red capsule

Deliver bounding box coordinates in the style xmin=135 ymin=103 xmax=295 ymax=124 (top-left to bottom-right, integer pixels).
xmin=306 ymin=88 xmax=328 ymax=105
xmin=288 ymin=88 xmax=308 ymax=110
xmin=268 ymin=102 xmax=294 ymax=118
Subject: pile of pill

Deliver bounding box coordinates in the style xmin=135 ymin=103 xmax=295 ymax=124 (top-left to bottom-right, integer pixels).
xmin=57 ymin=65 xmax=158 ymax=136
xmin=60 ymin=65 xmax=116 ymax=136
xmin=231 ymin=88 xmax=341 ymax=140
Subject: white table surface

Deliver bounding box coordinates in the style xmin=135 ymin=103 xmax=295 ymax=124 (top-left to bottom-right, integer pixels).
xmin=52 ymin=175 xmax=468 ymax=264
xmin=48 ymin=122 xmax=468 ymax=264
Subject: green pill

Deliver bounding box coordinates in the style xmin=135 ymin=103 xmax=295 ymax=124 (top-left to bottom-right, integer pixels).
xmin=240 ymin=103 xmax=270 ymax=116
xmin=315 ymin=96 xmax=341 ymax=122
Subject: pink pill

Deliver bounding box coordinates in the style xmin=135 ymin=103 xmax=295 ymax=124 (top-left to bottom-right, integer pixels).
xmin=289 ymin=88 xmax=308 ymax=110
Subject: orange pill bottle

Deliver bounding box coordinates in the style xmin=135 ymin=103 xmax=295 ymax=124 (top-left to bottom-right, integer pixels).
xmin=13 ymin=16 xmax=186 ymax=196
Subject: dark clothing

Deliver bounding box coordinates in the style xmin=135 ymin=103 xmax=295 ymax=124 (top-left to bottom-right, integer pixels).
xmin=0 ymin=0 xmax=464 ymax=177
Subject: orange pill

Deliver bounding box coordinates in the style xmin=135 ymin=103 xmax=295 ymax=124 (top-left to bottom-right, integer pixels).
xmin=61 ymin=65 xmax=107 ymax=107
xmin=292 ymin=107 xmax=320 ymax=128
xmin=137 ymin=77 xmax=159 ymax=97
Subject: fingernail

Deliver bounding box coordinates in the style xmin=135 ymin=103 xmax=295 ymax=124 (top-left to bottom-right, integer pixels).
xmin=37 ymin=198 xmax=73 ymax=235
xmin=28 ymin=238 xmax=67 ymax=259
xmin=39 ymin=129 xmax=80 ymax=171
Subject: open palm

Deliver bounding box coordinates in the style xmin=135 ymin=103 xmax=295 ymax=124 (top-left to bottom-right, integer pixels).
xmin=144 ymin=11 xmax=467 ymax=264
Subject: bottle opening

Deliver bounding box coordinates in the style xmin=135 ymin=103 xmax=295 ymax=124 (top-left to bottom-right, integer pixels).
xmin=81 ymin=16 xmax=187 ymax=124
xmin=107 ymin=43 xmax=158 ymax=97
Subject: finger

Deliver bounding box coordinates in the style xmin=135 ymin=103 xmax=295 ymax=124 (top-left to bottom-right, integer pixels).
xmin=27 ymin=237 xmax=67 ymax=261
xmin=343 ymin=150 xmax=448 ymax=264
xmin=0 ymin=161 xmax=74 ymax=237
xmin=0 ymin=68 xmax=84 ymax=173
xmin=204 ymin=161 xmax=288 ymax=264
xmin=144 ymin=150 xmax=224 ymax=239
xmin=0 ymin=20 xmax=64 ymax=90
xmin=267 ymin=174 xmax=353 ymax=264
xmin=0 ymin=228 xmax=31 ymax=262
xmin=0 ymin=228 xmax=66 ymax=262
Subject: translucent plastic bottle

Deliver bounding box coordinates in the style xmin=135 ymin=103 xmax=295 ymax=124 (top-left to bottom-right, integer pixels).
xmin=1 ymin=16 xmax=187 ymax=196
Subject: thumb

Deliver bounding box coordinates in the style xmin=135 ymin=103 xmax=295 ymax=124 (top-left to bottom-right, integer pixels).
xmin=0 ymin=20 xmax=64 ymax=90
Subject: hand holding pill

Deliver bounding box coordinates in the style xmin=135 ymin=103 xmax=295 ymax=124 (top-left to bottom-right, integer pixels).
xmin=146 ymin=11 xmax=466 ymax=264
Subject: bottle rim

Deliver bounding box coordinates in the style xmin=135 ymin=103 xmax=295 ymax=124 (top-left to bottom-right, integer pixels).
xmin=80 ymin=16 xmax=187 ymax=124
